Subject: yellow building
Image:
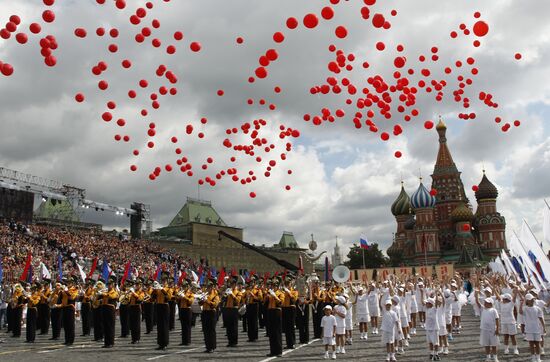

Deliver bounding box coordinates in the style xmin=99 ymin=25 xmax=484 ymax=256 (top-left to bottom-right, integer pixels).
xmin=153 ymin=198 xmax=311 ymax=274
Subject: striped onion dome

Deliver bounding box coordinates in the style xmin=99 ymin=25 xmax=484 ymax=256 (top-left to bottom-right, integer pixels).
xmin=450 ymin=202 xmax=474 ymax=222
xmin=411 ymin=182 xmax=436 ymax=209
xmin=391 ymin=184 xmax=412 ymax=216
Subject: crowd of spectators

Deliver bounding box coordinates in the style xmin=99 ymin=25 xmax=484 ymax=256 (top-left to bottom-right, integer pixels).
xmin=0 ymin=220 xmax=200 ymax=283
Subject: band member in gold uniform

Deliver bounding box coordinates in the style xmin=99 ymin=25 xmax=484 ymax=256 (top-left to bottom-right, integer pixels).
xmin=38 ymin=279 xmax=51 ymax=335
xmin=245 ymin=275 xmax=263 ymax=342
xmin=281 ymin=276 xmax=299 ymax=349
xmin=118 ymin=282 xmax=130 ymax=338
xmin=142 ymin=279 xmax=154 ymax=334
xmin=79 ymin=278 xmax=94 ymax=336
xmin=10 ymin=283 xmax=25 ymax=338
xmin=100 ymin=276 xmax=119 ymax=348
xmin=59 ymin=276 xmax=79 ymax=345
xmin=127 ymin=279 xmax=145 ymax=344
xmin=92 ymin=280 xmax=105 ymax=342
xmin=223 ymin=276 xmax=242 ymax=347
xmin=177 ymin=279 xmax=194 ymax=346
xmin=151 ymin=276 xmax=172 ymax=350
xmin=25 ymin=282 xmax=42 ymax=343
xmin=49 ymin=282 xmax=63 ymax=341
xmin=200 ymin=278 xmax=220 ymax=353
xmin=266 ymin=276 xmax=285 ymax=357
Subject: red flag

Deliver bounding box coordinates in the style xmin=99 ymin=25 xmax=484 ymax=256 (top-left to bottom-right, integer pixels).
xmin=282 ymin=269 xmax=288 ymax=281
xmin=19 ymin=251 xmax=32 ymax=282
xmin=231 ymin=268 xmax=237 ymax=277
xmin=178 ymin=271 xmax=187 ymax=286
xmin=88 ymin=257 xmax=98 ymax=279
xmin=217 ymin=267 xmax=226 ymax=287
xmin=120 ymin=261 xmax=132 ymax=286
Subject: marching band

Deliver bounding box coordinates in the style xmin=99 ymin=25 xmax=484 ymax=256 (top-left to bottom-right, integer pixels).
xmin=1 ymin=268 xmax=549 ymax=362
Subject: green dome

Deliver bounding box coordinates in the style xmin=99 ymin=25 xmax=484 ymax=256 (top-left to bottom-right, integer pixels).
xmin=451 ymin=202 xmax=474 ymax=222
xmin=391 ymin=184 xmax=412 ymax=216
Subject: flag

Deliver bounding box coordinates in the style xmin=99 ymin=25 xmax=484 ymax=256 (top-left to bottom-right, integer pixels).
xmin=88 ymin=258 xmax=98 ymax=279
xmin=360 ymin=238 xmax=370 ymax=250
xmin=173 ymin=262 xmax=178 ymax=285
xmin=153 ymin=264 xmax=162 ymax=282
xmin=26 ymin=264 xmax=33 ymax=283
xmin=19 ymin=251 xmax=32 ymax=282
xmin=199 ymin=271 xmax=205 ymax=286
xmin=120 ymin=261 xmax=132 ymax=286
xmin=0 ymin=259 xmax=3 ymax=283
xmin=178 ymin=271 xmax=187 ymax=286
xmin=217 ymin=267 xmax=226 ymax=287
xmin=57 ymin=254 xmax=63 ymax=281
xmin=77 ymin=263 xmax=87 ymax=283
xmin=521 ymin=220 xmax=550 ymax=282
xmin=101 ymin=259 xmax=110 ymax=282
xmin=190 ymin=270 xmax=198 ymax=283
xmin=210 ymin=266 xmax=217 ymax=279
xmin=40 ymin=262 xmax=51 ymax=280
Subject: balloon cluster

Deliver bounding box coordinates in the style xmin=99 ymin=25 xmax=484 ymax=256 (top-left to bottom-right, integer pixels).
xmin=0 ymin=0 xmax=528 ymax=199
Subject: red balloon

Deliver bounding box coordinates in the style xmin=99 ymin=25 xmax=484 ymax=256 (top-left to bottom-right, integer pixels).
xmin=45 ymin=55 xmax=57 ymax=67
xmin=472 ymin=20 xmax=489 ymax=37
xmin=217 ymin=89 xmax=224 ymax=96
xmin=9 ymin=15 xmax=21 ymax=25
xmin=236 ymin=37 xmax=244 ymax=44
xmin=75 ymin=93 xmax=85 ymax=102
xmin=29 ymin=23 xmax=42 ymax=34
xmin=462 ymin=224 xmax=471 ymax=232
xmin=393 ymin=56 xmax=406 ymax=68
xmin=6 ymin=22 xmax=17 ymax=33
xmin=1 ymin=63 xmax=14 ymax=76
xmin=286 ymin=17 xmax=298 ymax=29
xmin=321 ymin=6 xmax=335 ymax=20
xmin=380 ymin=132 xmax=390 ymax=141
xmin=249 ymin=192 xmax=257 ymax=198
xmin=174 ymin=31 xmax=184 ymax=41
xmin=273 ymin=31 xmax=285 ymax=43
xmin=515 ymin=53 xmax=522 ymax=60
xmin=394 ymin=151 xmax=402 ymax=158
xmin=42 ymin=10 xmax=55 ymax=23
xmin=15 ymin=33 xmax=28 ymax=44
xmin=372 ymin=13 xmax=385 ymax=28
xmin=472 ymin=185 xmax=479 ymax=192
xmin=303 ymin=14 xmax=319 ymax=29
xmin=335 ymin=26 xmax=348 ymax=39
xmin=430 ymin=189 xmax=438 ymax=196
xmin=74 ymin=28 xmax=87 ymax=38
xmin=255 ymin=67 xmax=267 ymax=79
xmin=122 ymin=59 xmax=132 ymax=68
xmin=424 ymin=120 xmax=434 ymax=129
xmin=190 ymin=42 xmax=201 ymax=52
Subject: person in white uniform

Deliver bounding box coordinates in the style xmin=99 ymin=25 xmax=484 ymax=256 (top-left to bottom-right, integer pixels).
xmin=497 ymin=292 xmax=519 ymax=355
xmin=354 ymin=287 xmax=370 ymax=340
xmin=321 ymin=305 xmax=337 ymax=360
xmin=520 ymin=293 xmax=546 ymax=362
xmin=475 ymin=293 xmax=500 ymax=362
xmin=381 ymin=300 xmax=399 ymax=362
xmin=368 ymin=283 xmax=380 ymax=334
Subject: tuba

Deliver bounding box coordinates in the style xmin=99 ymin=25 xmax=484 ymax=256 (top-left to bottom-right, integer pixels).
xmin=333 ymin=265 xmax=351 ymax=284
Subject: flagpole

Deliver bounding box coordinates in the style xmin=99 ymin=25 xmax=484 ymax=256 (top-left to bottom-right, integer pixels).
xmin=362 ymin=247 xmax=366 ymax=269
xmin=544 ymin=199 xmax=550 ymax=209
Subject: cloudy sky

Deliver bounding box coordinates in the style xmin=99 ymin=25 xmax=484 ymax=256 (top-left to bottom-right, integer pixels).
xmin=1 ymin=0 xmax=549 ymax=260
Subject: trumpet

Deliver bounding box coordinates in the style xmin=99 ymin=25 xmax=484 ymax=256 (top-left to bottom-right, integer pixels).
xmin=142 ymin=294 xmax=151 ymax=302
xmin=195 ymin=292 xmax=207 ymax=303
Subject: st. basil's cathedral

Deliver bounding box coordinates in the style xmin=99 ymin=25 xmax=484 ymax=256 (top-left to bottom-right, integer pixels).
xmin=386 ymin=118 xmax=507 ymax=265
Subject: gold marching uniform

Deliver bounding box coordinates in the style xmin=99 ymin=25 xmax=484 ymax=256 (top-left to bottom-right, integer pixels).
xmin=127 ymin=283 xmax=145 ymax=343
xmin=38 ymin=284 xmax=51 ymax=335
xmin=223 ymin=283 xmax=242 ymax=347
xmin=266 ymin=286 xmax=285 ymax=357
xmin=245 ymin=285 xmax=263 ymax=341
xmin=151 ymin=284 xmax=172 ymax=349
xmin=282 ymin=284 xmax=299 ymax=349
xmin=177 ymin=287 xmax=195 ymax=345
xmin=60 ymin=284 xmax=79 ymax=345
xmin=79 ymin=284 xmax=94 ymax=336
xmin=100 ymin=285 xmax=119 ymax=348
xmin=25 ymin=289 xmax=41 ymax=342
xmin=201 ymin=285 xmax=220 ymax=353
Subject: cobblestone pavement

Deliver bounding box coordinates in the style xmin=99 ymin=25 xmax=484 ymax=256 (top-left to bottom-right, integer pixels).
xmin=0 ymin=307 xmax=542 ymax=361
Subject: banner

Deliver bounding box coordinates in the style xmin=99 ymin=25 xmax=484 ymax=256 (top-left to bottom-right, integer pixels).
xmin=435 ymin=264 xmax=454 ymax=279
xmin=417 ymin=265 xmax=433 ymax=278
xmin=396 ymin=267 xmax=413 ymax=276
xmin=351 ymin=269 xmax=374 ymax=283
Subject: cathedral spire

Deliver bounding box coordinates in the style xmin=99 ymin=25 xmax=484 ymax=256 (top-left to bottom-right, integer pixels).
xmin=433 ymin=117 xmax=458 ymax=175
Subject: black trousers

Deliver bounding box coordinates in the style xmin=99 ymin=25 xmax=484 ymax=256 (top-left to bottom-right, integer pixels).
xmin=282 ymin=306 xmax=296 ymax=348
xmin=223 ymin=307 xmax=239 ymax=346
xmin=312 ymin=302 xmax=325 ymax=339
xmin=268 ymin=308 xmax=283 ymax=356
xmin=6 ymin=304 xmax=13 ymax=332
xmin=156 ymin=303 xmax=169 ymax=348
xmin=119 ymin=304 xmax=129 ymax=337
xmin=38 ymin=303 xmax=50 ymax=334
xmin=102 ymin=305 xmax=116 ymax=346
xmin=51 ymin=307 xmax=62 ymax=339
xmin=81 ymin=302 xmax=91 ymax=335
xmin=143 ymin=303 xmax=154 ymax=333
xmin=259 ymin=303 xmax=266 ymax=329
xmin=179 ymin=307 xmax=192 ymax=345
xmin=246 ymin=303 xmax=259 ymax=341
xmin=169 ymin=301 xmax=176 ymax=331
xmin=201 ymin=310 xmax=217 ymax=351
xmin=26 ymin=307 xmax=37 ymax=342
xmin=296 ymin=304 xmax=310 ymax=344
xmin=11 ymin=307 xmax=22 ymax=337
xmin=153 ymin=303 xmax=157 ymax=326
xmin=129 ymin=305 xmax=141 ymax=342
xmin=92 ymin=307 xmax=103 ymax=341
xmin=62 ymin=305 xmax=76 ymax=345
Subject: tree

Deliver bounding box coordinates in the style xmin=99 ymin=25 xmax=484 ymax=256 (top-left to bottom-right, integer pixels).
xmin=344 ymin=243 xmax=387 ymax=269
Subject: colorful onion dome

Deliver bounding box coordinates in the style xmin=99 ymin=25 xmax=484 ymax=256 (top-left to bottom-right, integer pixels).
xmin=391 ymin=184 xmax=412 ymax=216
xmin=450 ymin=202 xmax=474 ymax=222
xmin=475 ymin=173 xmax=498 ymax=201
xmin=411 ymin=182 xmax=436 ymax=209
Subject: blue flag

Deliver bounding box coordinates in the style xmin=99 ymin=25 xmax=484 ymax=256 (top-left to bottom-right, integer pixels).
xmin=0 ymin=259 xmax=3 ymax=283
xmin=173 ymin=263 xmax=178 ymax=285
xmin=210 ymin=266 xmax=217 ymax=279
xmin=199 ymin=271 xmax=205 ymax=286
xmin=101 ymin=259 xmax=110 ymax=282
xmin=360 ymin=238 xmax=369 ymax=250
xmin=57 ymin=254 xmax=63 ymax=281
